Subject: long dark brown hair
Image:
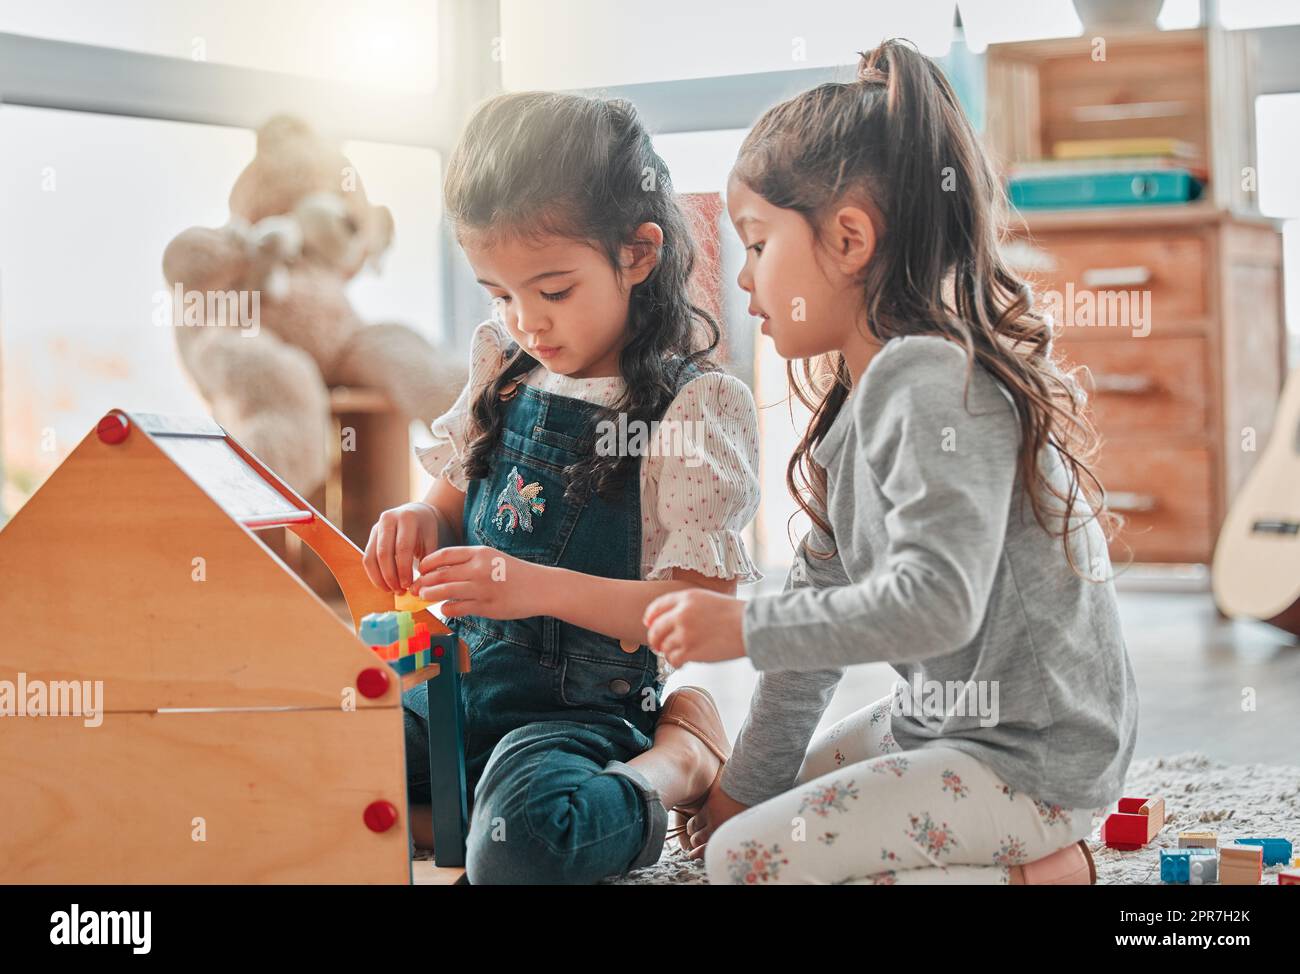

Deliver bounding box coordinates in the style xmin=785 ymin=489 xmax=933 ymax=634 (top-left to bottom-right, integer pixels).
xmin=733 ymin=38 xmax=1116 ymax=572
xmin=445 ymin=91 xmax=721 ymax=500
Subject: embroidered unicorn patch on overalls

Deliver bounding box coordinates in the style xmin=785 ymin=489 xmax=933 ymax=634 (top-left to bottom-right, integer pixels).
xmin=493 ymin=466 xmax=546 ymax=533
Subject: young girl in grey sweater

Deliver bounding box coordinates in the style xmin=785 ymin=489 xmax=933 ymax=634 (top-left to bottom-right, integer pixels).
xmin=643 ymin=39 xmax=1139 ymax=885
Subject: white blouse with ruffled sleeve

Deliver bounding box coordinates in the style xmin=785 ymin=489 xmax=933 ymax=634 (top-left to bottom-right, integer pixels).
xmin=414 ymin=318 xmax=763 ymax=588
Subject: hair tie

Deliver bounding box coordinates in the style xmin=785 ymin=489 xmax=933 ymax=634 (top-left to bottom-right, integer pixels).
xmin=856 ymin=64 xmax=889 ymax=86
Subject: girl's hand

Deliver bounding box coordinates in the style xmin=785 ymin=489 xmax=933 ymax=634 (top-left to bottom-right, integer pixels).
xmin=411 ymin=545 xmax=546 ymax=621
xmin=642 ymin=589 xmax=747 ymax=666
xmin=363 ymin=502 xmax=443 ymax=593
xmin=676 ymin=783 xmax=750 ymax=860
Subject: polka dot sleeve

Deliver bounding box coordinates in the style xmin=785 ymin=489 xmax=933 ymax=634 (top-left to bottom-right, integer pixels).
xmin=641 ymin=371 xmax=763 ymax=584
xmin=412 ymin=319 xmax=510 ymax=491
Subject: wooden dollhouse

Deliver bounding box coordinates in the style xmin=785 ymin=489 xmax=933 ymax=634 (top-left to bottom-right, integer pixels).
xmin=0 ymin=409 xmax=468 ymax=883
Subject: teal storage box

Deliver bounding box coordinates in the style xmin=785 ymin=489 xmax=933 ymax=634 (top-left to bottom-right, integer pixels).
xmin=1009 ymin=169 xmax=1203 ymax=209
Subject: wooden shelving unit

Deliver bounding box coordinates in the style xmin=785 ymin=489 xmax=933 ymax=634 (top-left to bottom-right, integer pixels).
xmin=987 ymin=28 xmax=1287 ymax=565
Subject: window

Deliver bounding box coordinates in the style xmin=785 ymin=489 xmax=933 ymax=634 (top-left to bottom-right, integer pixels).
xmin=0 ymin=106 xmax=442 ymax=514
xmin=499 ymin=0 xmax=956 ymax=89
xmin=1255 ymin=92 xmax=1300 ymax=365
xmin=0 ymin=0 xmax=440 ymax=92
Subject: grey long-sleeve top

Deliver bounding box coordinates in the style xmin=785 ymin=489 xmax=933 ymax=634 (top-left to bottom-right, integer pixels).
xmin=719 ymin=335 xmax=1139 ymax=811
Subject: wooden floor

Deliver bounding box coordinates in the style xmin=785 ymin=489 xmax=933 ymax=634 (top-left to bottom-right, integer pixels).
xmin=669 ymin=583 xmax=1300 ymax=768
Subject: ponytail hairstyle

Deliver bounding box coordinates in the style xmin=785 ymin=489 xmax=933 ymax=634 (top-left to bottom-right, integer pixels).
xmin=445 ymin=91 xmax=721 ymax=501
xmin=733 ymin=38 xmax=1116 ymax=574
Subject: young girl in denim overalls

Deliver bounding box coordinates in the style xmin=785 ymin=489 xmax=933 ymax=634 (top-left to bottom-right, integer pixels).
xmin=364 ymin=91 xmax=760 ymax=884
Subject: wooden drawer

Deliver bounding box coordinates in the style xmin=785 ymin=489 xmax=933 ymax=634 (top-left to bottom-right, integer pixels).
xmin=1095 ymin=444 xmax=1213 ymax=564
xmin=1058 ymin=336 xmax=1209 ymax=437
xmin=1024 ymin=231 xmax=1208 ymax=339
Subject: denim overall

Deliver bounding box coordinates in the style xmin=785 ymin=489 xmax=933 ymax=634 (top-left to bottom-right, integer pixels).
xmin=403 ymin=357 xmax=705 ymax=884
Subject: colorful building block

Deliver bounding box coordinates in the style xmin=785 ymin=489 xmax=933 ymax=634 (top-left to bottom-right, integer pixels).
xmin=1178 ymin=831 xmax=1217 ymax=849
xmin=1102 ymin=796 xmax=1165 ymax=850
xmin=1160 ymin=849 xmax=1195 ymax=884
xmin=358 ymin=612 xmax=399 ymax=646
xmin=1278 ymin=869 xmax=1300 ymax=885
xmin=1189 ymin=854 xmax=1218 ymax=885
xmin=1159 ymin=847 xmax=1214 ymax=883
xmin=1138 ymin=798 xmax=1165 ymax=839
xmin=1234 ymin=837 xmax=1292 ymax=867
xmin=1219 ymin=844 xmax=1263 ymax=885
xmin=395 ymin=592 xmax=432 ymax=613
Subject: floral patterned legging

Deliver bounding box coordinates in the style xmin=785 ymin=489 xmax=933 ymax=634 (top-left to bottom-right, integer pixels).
xmin=704 ymin=694 xmax=1100 ymax=885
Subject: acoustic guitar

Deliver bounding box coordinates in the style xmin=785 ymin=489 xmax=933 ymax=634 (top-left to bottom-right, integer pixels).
xmin=1212 ymin=367 xmax=1300 ymax=636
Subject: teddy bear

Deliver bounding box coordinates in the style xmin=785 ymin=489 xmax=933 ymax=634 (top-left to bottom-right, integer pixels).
xmin=162 ymin=114 xmax=465 ymax=496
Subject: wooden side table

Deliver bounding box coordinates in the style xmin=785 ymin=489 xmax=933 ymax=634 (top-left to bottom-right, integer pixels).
xmin=276 ymin=386 xmax=414 ymax=605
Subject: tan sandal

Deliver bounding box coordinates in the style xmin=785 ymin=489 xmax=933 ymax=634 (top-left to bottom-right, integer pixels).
xmin=655 ymin=687 xmax=731 ymax=845
xmin=1011 ymin=839 xmax=1097 ymax=885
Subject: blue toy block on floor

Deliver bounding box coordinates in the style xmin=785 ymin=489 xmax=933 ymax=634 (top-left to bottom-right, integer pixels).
xmin=1160 ymin=849 xmax=1194 ymax=884
xmin=1160 ymin=847 xmax=1215 ymax=883
xmin=1236 ymin=838 xmax=1292 ymax=866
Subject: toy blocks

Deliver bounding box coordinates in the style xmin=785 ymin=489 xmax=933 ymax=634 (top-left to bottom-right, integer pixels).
xmin=1102 ymin=796 xmax=1165 ymax=850
xmin=1189 ymin=853 xmax=1218 ymax=886
xmin=1278 ymin=869 xmax=1300 ymax=885
xmin=394 ymin=592 xmax=433 ymax=613
xmin=358 ymin=611 xmax=437 ymax=671
xmin=1178 ymin=831 xmax=1217 ymax=849
xmin=359 ymin=613 xmax=400 ymax=646
xmin=1160 ymin=847 xmax=1217 ymax=884
xmin=1219 ymin=843 xmax=1264 ymax=885
xmin=1235 ymin=837 xmax=1293 ymax=867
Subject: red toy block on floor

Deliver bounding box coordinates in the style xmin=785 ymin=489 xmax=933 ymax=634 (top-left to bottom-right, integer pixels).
xmin=1102 ymin=796 xmax=1166 ymax=850
xmin=1279 ymin=869 xmax=1300 ymax=886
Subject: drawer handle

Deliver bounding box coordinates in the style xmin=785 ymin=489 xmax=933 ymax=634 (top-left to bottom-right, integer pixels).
xmin=1081 ymin=265 xmax=1152 ymax=288
xmin=1107 ymin=491 xmax=1159 ymax=513
xmin=1091 ymin=372 xmax=1157 ymax=395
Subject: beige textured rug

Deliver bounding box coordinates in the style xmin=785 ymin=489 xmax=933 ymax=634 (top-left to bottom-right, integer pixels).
xmin=600 ymin=752 xmax=1300 ymax=885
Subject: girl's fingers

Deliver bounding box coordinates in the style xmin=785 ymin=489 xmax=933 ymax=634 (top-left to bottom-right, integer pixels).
xmin=439 ymin=599 xmax=481 ymax=618
xmin=374 ymin=524 xmax=401 ymax=592
xmin=394 ymin=518 xmax=417 ymax=590
xmin=645 ymin=605 xmax=683 ymax=649
xmin=362 ymin=523 xmax=386 ymax=591
xmin=663 ymin=636 xmax=689 ymax=666
xmin=419 ymin=545 xmax=477 ymax=573
xmin=411 ymin=564 xmax=461 ymax=591
xmin=416 ymin=581 xmax=479 ymax=604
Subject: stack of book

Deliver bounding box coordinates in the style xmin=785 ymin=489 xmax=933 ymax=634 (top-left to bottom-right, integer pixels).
xmin=1007 ymin=137 xmax=1205 ymax=209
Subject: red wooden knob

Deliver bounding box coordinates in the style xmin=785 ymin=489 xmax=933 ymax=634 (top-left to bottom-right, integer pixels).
xmin=363 ymin=800 xmax=399 ymax=833
xmin=97 ymin=411 xmax=130 ymax=445
xmin=357 ymin=667 xmax=390 ymax=699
